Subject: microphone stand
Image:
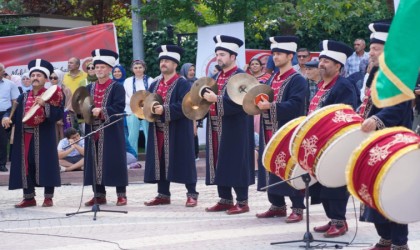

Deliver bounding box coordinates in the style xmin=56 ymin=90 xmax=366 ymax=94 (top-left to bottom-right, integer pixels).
xmin=260 ymin=173 xmax=349 ymax=249
xmin=65 ymin=114 xmax=128 ymax=220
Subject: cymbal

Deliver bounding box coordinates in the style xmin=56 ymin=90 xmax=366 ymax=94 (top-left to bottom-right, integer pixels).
xmin=81 ymin=96 xmax=94 ymax=125
xmin=182 ymin=92 xmax=210 ymax=120
xmin=190 ymin=77 xmax=217 ymax=105
xmin=130 ymin=90 xmax=150 ymax=119
xmin=226 ymin=73 xmax=259 ymax=105
xmin=243 ymin=85 xmax=274 ymax=115
xmin=72 ymin=86 xmax=89 ymax=115
xmin=143 ymin=93 xmax=163 ymax=122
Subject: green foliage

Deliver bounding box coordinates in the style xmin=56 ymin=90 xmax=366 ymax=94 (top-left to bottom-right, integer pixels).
xmin=290 ymin=0 xmax=393 ymax=50
xmin=139 ymin=0 xmax=206 ymax=30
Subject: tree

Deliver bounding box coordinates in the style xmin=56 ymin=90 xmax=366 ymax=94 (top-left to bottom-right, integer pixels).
xmin=1 ymin=0 xmax=131 ymax=24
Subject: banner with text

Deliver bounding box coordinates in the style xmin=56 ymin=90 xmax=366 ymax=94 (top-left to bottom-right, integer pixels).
xmin=0 ymin=23 xmax=118 ymax=75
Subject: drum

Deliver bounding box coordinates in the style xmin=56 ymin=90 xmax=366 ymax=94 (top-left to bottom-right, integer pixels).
xmin=290 ymin=104 xmax=365 ymax=187
xmin=42 ymin=85 xmax=63 ymax=106
xmin=262 ymin=116 xmax=317 ymax=189
xmin=346 ymin=127 xmax=420 ymax=224
xmin=22 ymin=104 xmax=45 ymax=127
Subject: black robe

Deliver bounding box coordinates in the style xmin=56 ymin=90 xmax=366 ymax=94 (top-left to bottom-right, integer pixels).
xmin=205 ymin=69 xmax=255 ymax=187
xmin=144 ymin=77 xmax=197 ymax=184
xmin=9 ymin=92 xmax=63 ymax=190
xmin=83 ymin=81 xmax=128 ymax=187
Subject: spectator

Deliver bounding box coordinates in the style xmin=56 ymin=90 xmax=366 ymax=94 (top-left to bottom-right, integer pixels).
xmin=80 ymin=61 xmax=97 ymax=86
xmin=304 ymin=60 xmax=320 ymax=101
xmin=412 ymin=74 xmax=420 ymax=133
xmin=57 ymin=128 xmax=84 ymax=172
xmin=247 ymin=58 xmax=271 ymax=83
xmin=47 ymin=69 xmax=73 ymax=142
xmin=63 ymin=57 xmax=87 ymax=93
xmin=20 ymin=73 xmax=32 ymax=93
xmin=293 ymin=48 xmax=311 ymax=77
xmin=344 ymin=38 xmax=369 ymax=77
xmin=112 ymin=64 xmax=127 ymax=85
xmin=123 ymin=60 xmax=153 ymax=155
xmin=0 ymin=63 xmax=20 ymax=172
xmin=180 ymin=63 xmax=197 ymax=84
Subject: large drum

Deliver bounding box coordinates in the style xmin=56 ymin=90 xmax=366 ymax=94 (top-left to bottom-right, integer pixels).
xmin=22 ymin=104 xmax=45 ymax=127
xmin=290 ymin=104 xmax=368 ymax=188
xmin=346 ymin=127 xmax=420 ymax=224
xmin=42 ymin=85 xmax=63 ymax=106
xmin=262 ymin=116 xmax=317 ymax=190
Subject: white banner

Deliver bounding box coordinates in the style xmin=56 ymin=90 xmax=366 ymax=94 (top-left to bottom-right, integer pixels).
xmin=195 ymin=22 xmax=246 ymax=78
xmin=195 ymin=22 xmax=246 ymax=147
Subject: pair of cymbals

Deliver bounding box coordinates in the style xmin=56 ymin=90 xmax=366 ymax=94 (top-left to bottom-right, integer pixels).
xmin=81 ymin=96 xmax=94 ymax=125
xmin=243 ymin=85 xmax=274 ymax=115
xmin=130 ymin=90 xmax=151 ymax=119
xmin=182 ymin=77 xmax=217 ymax=120
xmin=182 ymin=92 xmax=211 ymax=120
xmin=72 ymin=86 xmax=95 ymax=124
xmin=190 ymin=77 xmax=217 ymax=105
xmin=226 ymin=73 xmax=259 ymax=105
xmin=143 ymin=93 xmax=163 ymax=122
xmin=71 ymin=86 xmax=89 ymax=115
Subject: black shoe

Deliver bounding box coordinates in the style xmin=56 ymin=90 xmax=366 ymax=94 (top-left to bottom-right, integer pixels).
xmin=0 ymin=165 xmax=8 ymax=172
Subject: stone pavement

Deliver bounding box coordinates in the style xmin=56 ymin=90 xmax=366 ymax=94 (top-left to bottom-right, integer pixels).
xmin=1 ymin=160 xmax=420 ymax=250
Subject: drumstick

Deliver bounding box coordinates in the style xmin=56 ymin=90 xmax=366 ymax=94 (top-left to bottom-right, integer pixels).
xmin=8 ymin=101 xmax=18 ymax=123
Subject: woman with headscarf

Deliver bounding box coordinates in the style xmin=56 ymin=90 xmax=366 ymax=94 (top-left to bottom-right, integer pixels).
xmin=180 ymin=63 xmax=198 ymax=85
xmin=112 ymin=64 xmax=127 ymax=85
xmin=80 ymin=61 xmax=98 ymax=86
xmin=20 ymin=73 xmax=32 ymax=93
xmin=48 ymin=69 xmax=72 ymax=141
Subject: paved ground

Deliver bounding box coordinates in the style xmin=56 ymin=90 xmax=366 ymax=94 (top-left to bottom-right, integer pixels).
xmin=1 ymin=159 xmax=420 ymax=250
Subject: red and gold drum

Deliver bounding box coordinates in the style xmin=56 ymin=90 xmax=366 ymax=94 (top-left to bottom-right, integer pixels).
xmin=42 ymin=85 xmax=63 ymax=106
xmin=262 ymin=117 xmax=317 ymax=190
xmin=22 ymin=104 xmax=45 ymax=127
xmin=290 ymin=104 xmax=369 ymax=188
xmin=346 ymin=127 xmax=420 ymax=224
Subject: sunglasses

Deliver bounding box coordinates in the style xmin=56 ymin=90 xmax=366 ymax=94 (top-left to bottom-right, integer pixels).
xmin=49 ymin=76 xmax=58 ymax=80
xmin=298 ymin=55 xmax=309 ymax=58
xmin=87 ymin=66 xmax=95 ymax=70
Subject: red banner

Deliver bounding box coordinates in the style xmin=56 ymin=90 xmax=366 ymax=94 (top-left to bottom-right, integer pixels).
xmin=0 ymin=23 xmax=118 ymax=75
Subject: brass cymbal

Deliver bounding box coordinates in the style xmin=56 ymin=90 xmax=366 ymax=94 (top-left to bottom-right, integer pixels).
xmin=143 ymin=93 xmax=163 ymax=122
xmin=130 ymin=90 xmax=150 ymax=119
xmin=182 ymin=92 xmax=210 ymax=120
xmin=81 ymin=96 xmax=94 ymax=125
xmin=243 ymin=84 xmax=274 ymax=115
xmin=72 ymin=86 xmax=89 ymax=115
xmin=190 ymin=77 xmax=217 ymax=105
xmin=226 ymin=73 xmax=259 ymax=105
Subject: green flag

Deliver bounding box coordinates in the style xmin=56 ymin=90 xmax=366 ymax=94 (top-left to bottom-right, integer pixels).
xmin=371 ymin=0 xmax=420 ymax=108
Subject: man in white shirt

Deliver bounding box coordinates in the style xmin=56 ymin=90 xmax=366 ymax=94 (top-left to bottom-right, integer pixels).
xmin=0 ymin=63 xmax=20 ymax=172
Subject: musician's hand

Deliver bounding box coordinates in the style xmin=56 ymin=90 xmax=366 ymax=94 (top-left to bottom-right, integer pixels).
xmin=154 ymin=105 xmax=163 ymax=115
xmin=1 ymin=117 xmax=11 ymax=129
xmin=203 ymin=90 xmax=217 ymax=103
xmin=92 ymin=107 xmax=102 ymax=117
xmin=361 ymin=118 xmax=377 ymax=132
xmin=257 ymin=96 xmax=271 ymax=110
xmin=35 ymin=97 xmax=46 ymax=106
